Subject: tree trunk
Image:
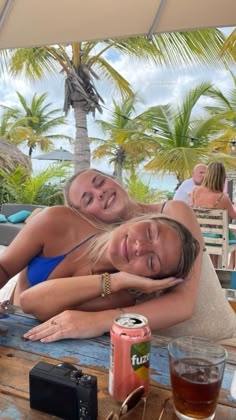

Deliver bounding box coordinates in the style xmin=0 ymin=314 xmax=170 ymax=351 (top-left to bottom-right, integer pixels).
xmin=29 ymin=146 xmax=33 ymax=157
xmin=116 ymin=148 xmax=125 ymax=183
xmin=116 ymin=162 xmax=123 ymax=183
xmin=73 ymin=101 xmax=90 ymax=173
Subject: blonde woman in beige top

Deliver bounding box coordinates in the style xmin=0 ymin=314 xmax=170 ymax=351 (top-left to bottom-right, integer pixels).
xmin=190 ymin=161 xmax=236 ymax=268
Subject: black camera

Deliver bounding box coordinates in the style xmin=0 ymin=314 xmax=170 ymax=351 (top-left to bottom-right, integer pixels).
xmin=29 ymin=361 xmax=98 ymax=420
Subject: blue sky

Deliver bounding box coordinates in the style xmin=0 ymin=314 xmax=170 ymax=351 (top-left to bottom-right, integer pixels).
xmin=0 ymin=26 xmax=235 ymax=190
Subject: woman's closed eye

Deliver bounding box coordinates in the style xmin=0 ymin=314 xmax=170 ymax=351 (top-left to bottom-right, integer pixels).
xmin=148 ymin=222 xmax=159 ymax=242
xmin=146 ymin=224 xmax=160 ymax=273
xmin=148 ymin=254 xmax=161 ymax=275
xmin=148 ymin=255 xmax=153 ymax=271
xmin=86 ymin=197 xmax=93 ymax=206
xmin=93 ymin=176 xmax=105 ymax=188
xmin=82 ymin=193 xmax=93 ymax=207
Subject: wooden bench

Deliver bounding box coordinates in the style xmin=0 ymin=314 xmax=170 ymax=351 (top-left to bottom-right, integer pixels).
xmin=193 ymin=207 xmax=236 ymax=269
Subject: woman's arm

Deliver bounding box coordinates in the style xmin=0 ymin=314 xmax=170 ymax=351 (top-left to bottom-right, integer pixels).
xmin=22 ymin=280 xmax=198 ymax=342
xmin=189 ymin=186 xmax=197 ymax=207
xmin=20 ymin=271 xmax=182 ymax=320
xmin=23 ymin=272 xmax=202 ymax=342
xmin=221 ymin=195 xmax=236 ymax=220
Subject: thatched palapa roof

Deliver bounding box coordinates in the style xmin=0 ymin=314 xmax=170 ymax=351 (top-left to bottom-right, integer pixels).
xmin=0 ymin=139 xmax=31 ymax=173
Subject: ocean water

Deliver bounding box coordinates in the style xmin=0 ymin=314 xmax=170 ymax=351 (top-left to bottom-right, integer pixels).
xmin=32 ymin=158 xmax=177 ymax=192
xmin=140 ymin=173 xmax=177 ymax=192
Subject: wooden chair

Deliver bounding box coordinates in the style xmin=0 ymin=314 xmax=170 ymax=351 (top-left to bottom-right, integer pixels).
xmin=193 ymin=207 xmax=236 ymax=269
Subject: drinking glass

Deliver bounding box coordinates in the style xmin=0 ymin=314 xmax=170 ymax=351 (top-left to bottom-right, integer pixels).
xmin=225 ymin=288 xmax=236 ymax=312
xmin=168 ymin=336 xmax=227 ymax=420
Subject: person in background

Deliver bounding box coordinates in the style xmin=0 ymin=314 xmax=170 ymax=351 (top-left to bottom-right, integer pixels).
xmin=173 ymin=164 xmax=207 ymax=204
xmin=190 ymin=161 xmax=236 ymax=268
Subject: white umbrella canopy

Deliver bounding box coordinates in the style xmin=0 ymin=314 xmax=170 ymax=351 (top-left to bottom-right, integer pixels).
xmin=33 ymin=148 xmax=74 ymax=162
xmin=0 ymin=0 xmax=235 ymax=50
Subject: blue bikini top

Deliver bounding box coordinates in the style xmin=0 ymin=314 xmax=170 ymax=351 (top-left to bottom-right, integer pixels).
xmin=27 ymin=234 xmax=96 ymax=287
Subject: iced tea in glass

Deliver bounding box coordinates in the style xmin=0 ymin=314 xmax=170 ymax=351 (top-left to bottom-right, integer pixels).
xmin=168 ymin=336 xmax=227 ymax=420
xmin=225 ymin=288 xmax=236 ymax=312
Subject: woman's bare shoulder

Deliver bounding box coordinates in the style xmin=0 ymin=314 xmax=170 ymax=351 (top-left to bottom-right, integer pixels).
xmin=29 ymin=206 xmax=86 ymax=232
xmin=143 ymin=202 xmax=164 ymax=213
xmin=38 ymin=205 xmax=82 ymax=220
xmin=220 ymin=194 xmax=236 ymax=210
xmin=221 ymin=193 xmax=232 ymax=203
xmin=149 ymin=200 xmax=197 ymax=216
xmin=162 ymin=200 xmax=192 ymax=215
xmin=191 ymin=185 xmax=202 ymax=195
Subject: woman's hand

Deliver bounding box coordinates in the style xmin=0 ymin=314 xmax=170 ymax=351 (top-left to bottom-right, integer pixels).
xmin=23 ymin=310 xmax=110 ymax=342
xmin=113 ymin=271 xmax=184 ymax=294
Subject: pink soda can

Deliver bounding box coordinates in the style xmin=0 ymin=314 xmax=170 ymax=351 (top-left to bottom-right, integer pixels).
xmin=109 ymin=313 xmax=151 ymax=402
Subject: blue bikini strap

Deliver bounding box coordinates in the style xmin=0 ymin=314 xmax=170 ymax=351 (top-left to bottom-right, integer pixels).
xmin=65 ymin=233 xmax=96 ymax=256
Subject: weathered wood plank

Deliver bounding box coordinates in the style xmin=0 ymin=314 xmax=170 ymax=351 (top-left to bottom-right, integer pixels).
xmin=0 ymin=315 xmax=236 ymax=411
xmin=0 ymin=389 xmax=235 ymax=419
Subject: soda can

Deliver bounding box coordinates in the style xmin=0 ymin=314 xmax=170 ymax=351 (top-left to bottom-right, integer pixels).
xmin=109 ymin=313 xmax=151 ymax=402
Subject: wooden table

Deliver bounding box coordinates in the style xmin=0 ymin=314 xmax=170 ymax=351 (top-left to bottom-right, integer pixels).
xmin=0 ymin=314 xmax=236 ymax=419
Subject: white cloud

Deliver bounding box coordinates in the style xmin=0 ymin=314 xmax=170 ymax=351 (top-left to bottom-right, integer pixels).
xmin=1 ymin=27 xmax=236 ymax=188
xmin=0 ymin=76 xmax=33 ymax=107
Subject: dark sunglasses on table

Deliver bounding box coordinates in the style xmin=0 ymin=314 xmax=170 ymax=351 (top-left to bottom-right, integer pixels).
xmin=106 ymin=385 xmax=146 ymax=420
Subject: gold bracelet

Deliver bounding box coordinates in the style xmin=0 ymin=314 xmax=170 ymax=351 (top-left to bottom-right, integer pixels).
xmin=101 ymin=272 xmax=111 ymax=298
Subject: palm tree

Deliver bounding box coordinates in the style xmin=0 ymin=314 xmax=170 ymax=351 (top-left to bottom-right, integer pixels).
xmin=202 ymin=71 xmax=236 ymax=154
xmin=0 ymin=92 xmax=71 ymax=156
xmin=221 ymin=28 xmax=236 ymax=60
xmin=137 ymin=82 xmax=236 ymax=182
xmin=91 ymin=94 xmax=151 ymax=181
xmin=0 ymin=107 xmax=28 ymax=141
xmin=125 ymin=172 xmax=168 ymax=203
xmin=3 ymin=29 xmax=231 ymax=172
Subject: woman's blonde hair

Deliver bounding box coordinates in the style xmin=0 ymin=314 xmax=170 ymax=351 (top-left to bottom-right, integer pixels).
xmin=87 ymin=213 xmax=200 ymax=279
xmin=202 ymin=162 xmax=226 ymax=192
